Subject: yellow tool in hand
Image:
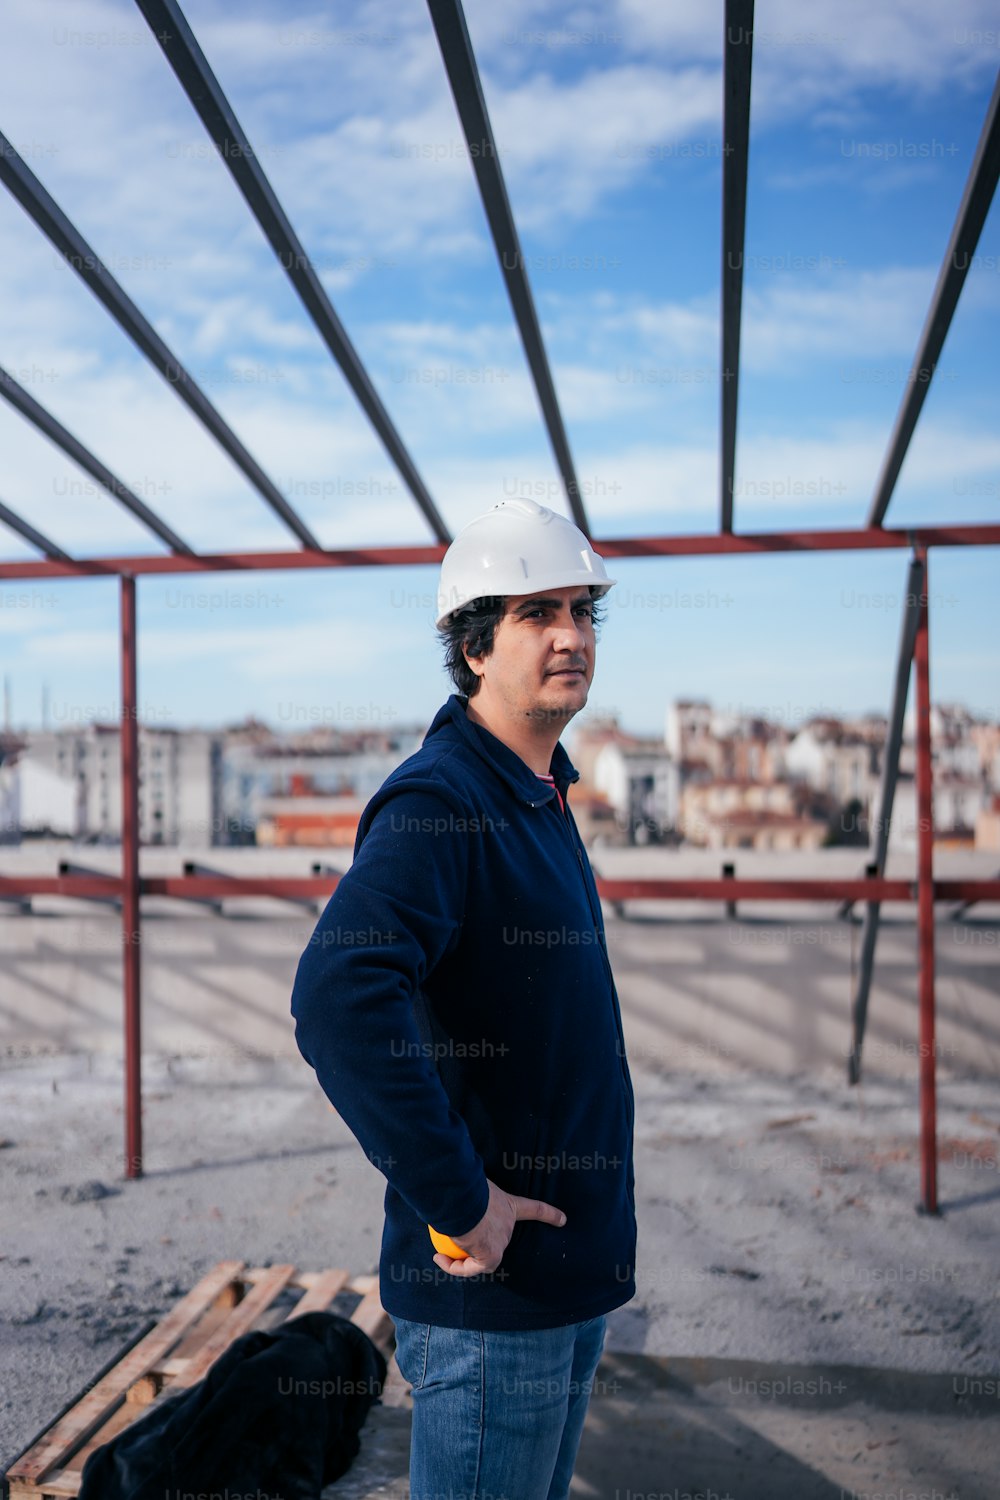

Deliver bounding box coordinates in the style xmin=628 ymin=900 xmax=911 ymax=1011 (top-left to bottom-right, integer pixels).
xmin=428 ymin=1225 xmax=470 ymax=1259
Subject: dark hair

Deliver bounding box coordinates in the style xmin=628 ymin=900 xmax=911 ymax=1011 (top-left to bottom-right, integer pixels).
xmin=437 ymin=588 xmax=607 ymax=697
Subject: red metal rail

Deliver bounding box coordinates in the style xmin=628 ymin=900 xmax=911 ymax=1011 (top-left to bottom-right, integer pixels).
xmin=2 ymin=522 xmax=1000 ymax=580
xmin=4 ymin=875 xmax=1000 ymax=902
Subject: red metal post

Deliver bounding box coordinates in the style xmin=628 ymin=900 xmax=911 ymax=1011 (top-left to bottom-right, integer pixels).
xmin=120 ymin=574 xmax=143 ymax=1180
xmin=914 ymin=548 xmax=938 ymax=1213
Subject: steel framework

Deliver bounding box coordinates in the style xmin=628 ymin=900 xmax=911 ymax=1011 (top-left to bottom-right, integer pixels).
xmin=1 ymin=2 xmax=998 ymax=1213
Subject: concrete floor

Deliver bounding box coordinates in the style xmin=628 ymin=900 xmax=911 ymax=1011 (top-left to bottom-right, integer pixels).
xmin=2 ymin=1055 xmax=998 ymax=1500
xmin=2 ymin=845 xmax=999 ymax=1499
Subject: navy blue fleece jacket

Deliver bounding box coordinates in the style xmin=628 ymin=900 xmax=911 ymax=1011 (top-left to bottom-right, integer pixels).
xmin=290 ymin=693 xmax=636 ymax=1329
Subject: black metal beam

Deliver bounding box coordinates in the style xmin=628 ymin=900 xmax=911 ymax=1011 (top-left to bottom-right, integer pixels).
xmin=0 ymin=130 xmax=321 ymax=551
xmin=0 ymin=496 xmax=73 ymax=562
xmin=425 ymin=0 xmax=589 ymax=535
xmin=867 ymin=71 xmax=1000 ymax=527
xmin=720 ymin=0 xmax=754 ymax=533
xmin=134 ymin=0 xmax=451 ymax=547
xmin=0 ymin=365 xmax=193 ymax=555
xmin=847 ymin=552 xmax=925 ymax=1085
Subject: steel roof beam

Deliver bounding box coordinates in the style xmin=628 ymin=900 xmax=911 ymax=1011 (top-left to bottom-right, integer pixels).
xmin=425 ymin=0 xmax=589 ymax=535
xmin=134 ymin=0 xmax=450 ymax=546
xmin=0 ymin=130 xmax=321 ymax=551
xmin=720 ymin=0 xmax=754 ymax=533
xmin=0 ymin=496 xmax=73 ymax=562
xmin=867 ymin=72 xmax=1000 ymax=527
xmin=0 ymin=365 xmax=193 ymax=555
xmin=2 ymin=522 xmax=999 ymax=580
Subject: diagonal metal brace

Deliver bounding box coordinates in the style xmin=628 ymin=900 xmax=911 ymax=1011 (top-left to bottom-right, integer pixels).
xmin=134 ymin=0 xmax=450 ymax=546
xmin=847 ymin=553 xmax=925 ymax=1083
xmin=0 ymin=365 xmax=193 ymax=555
xmin=425 ymin=0 xmax=589 ymax=534
xmin=0 ymin=129 xmax=321 ymax=551
xmin=867 ymin=73 xmax=1000 ymax=527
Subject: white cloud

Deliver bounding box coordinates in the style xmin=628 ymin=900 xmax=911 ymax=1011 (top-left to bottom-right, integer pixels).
xmin=575 ymin=420 xmax=1000 ymax=527
xmin=136 ymin=617 xmax=413 ymax=681
xmin=23 ymin=626 xmax=120 ymax=662
xmin=742 ymin=268 xmax=936 ymax=368
xmin=487 ymin=64 xmax=722 ymax=225
xmin=0 ymin=354 xmax=441 ymax=557
xmin=4 ymin=0 xmax=996 ymax=311
xmin=185 ymin=297 xmax=318 ymax=358
xmin=0 ymin=1 xmax=722 ymax=269
xmin=613 ymin=0 xmax=999 ymax=101
xmin=0 ymin=591 xmax=75 ymax=641
xmin=600 ymin=267 xmax=945 ymax=372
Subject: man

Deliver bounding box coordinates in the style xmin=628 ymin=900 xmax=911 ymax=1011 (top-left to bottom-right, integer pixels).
xmin=290 ymin=497 xmax=636 ymax=1500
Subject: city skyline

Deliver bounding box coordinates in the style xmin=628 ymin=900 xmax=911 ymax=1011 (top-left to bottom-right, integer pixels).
xmin=6 ymin=676 xmax=997 ymax=740
xmin=7 ymin=687 xmax=996 ymax=851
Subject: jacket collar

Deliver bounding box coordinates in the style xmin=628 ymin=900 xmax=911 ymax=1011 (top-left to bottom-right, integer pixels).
xmin=425 ymin=694 xmax=580 ymax=808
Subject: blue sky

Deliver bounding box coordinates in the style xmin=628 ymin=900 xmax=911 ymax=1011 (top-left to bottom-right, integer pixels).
xmin=0 ymin=0 xmax=997 ymax=738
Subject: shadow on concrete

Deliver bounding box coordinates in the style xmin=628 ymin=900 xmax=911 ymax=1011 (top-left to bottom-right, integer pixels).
xmin=326 ymin=1350 xmax=999 ymax=1499
xmin=570 ymin=1351 xmax=995 ymax=1500
xmin=136 ymin=1139 xmax=353 ymax=1180
xmin=5 ymin=906 xmax=1000 ymax=1080
xmin=938 ymin=1184 xmax=1000 ymax=1213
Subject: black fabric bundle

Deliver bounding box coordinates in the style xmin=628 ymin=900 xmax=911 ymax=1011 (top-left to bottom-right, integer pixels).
xmin=79 ymin=1310 xmax=387 ymax=1500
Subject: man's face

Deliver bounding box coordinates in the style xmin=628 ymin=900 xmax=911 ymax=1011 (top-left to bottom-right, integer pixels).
xmin=463 ymin=584 xmax=597 ymax=728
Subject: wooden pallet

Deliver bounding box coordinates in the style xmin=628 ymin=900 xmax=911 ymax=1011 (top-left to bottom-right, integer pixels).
xmin=4 ymin=1261 xmax=409 ymax=1500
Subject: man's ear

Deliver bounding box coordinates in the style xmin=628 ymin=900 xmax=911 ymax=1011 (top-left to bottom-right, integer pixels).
xmin=463 ymin=640 xmax=486 ymax=678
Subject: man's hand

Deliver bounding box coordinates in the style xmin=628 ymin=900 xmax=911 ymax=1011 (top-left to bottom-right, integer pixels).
xmin=431 ymin=1176 xmax=567 ymax=1277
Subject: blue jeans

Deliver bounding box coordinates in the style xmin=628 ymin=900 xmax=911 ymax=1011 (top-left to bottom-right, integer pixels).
xmin=392 ymin=1313 xmax=607 ymax=1500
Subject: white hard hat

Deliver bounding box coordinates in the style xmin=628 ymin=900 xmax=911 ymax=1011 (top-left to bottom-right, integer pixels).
xmin=436 ymin=498 xmax=616 ymax=626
